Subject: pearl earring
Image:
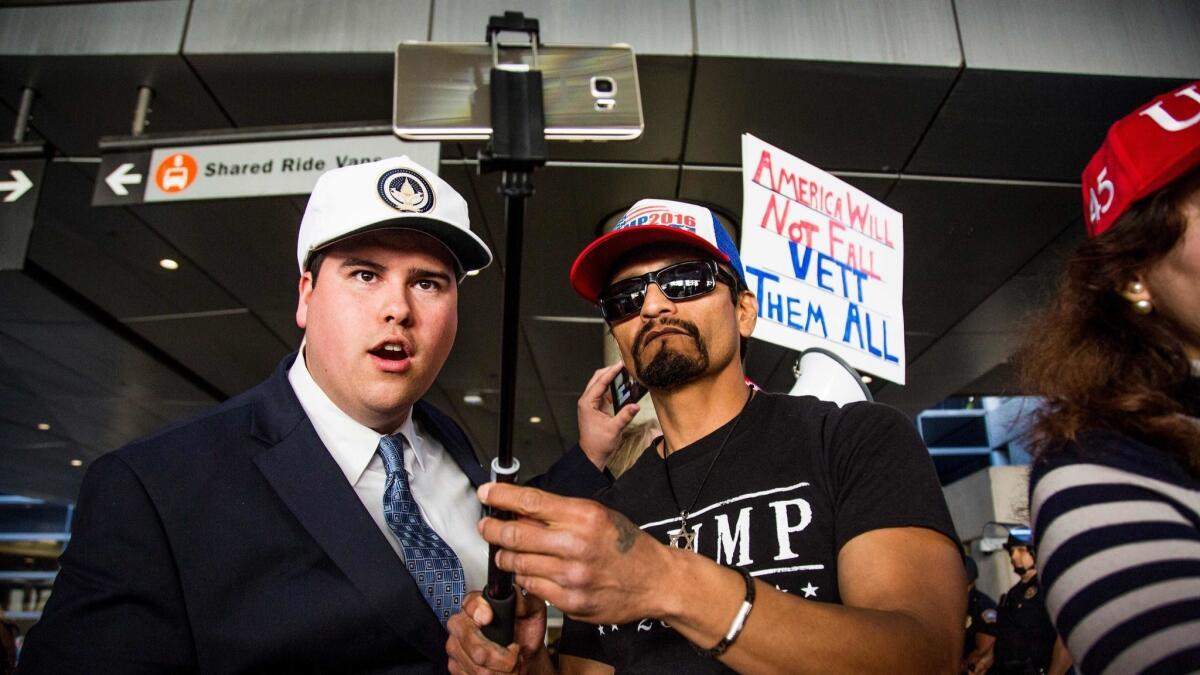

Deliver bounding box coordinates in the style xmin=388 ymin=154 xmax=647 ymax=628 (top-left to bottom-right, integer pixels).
xmin=1133 ymin=299 xmax=1153 ymax=315
xmin=1129 ymin=281 xmax=1145 ymax=294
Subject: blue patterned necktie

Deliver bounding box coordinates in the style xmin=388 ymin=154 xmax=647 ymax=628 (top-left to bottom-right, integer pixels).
xmin=377 ymin=433 xmax=465 ymax=625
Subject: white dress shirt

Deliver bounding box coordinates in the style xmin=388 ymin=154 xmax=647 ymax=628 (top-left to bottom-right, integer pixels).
xmin=288 ymin=352 xmax=488 ymax=592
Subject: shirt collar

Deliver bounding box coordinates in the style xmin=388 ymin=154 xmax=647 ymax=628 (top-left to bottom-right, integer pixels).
xmin=396 ymin=410 xmax=430 ymax=472
xmin=288 ymin=349 xmax=426 ymax=484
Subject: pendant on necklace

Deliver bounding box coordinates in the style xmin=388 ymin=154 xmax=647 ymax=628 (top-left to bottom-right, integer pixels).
xmin=668 ymin=512 xmax=697 ymax=552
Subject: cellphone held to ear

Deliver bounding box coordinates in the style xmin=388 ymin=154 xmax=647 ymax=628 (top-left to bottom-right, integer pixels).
xmin=609 ymin=367 xmax=648 ymax=414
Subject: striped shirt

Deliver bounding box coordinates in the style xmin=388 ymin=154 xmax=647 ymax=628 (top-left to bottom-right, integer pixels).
xmin=1030 ymin=431 xmax=1200 ymax=674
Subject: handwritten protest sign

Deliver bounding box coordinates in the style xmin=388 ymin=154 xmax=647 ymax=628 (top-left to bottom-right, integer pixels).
xmin=740 ymin=134 xmax=906 ymax=384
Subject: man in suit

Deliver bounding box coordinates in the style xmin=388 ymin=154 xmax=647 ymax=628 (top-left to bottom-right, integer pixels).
xmin=18 ymin=156 xmax=607 ymax=674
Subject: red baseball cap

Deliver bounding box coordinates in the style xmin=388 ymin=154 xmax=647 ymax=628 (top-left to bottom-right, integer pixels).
xmin=570 ymin=199 xmax=746 ymax=304
xmin=1082 ymin=81 xmax=1200 ymax=238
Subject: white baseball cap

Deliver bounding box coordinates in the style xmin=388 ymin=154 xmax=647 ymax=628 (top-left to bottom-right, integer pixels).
xmin=296 ymin=155 xmax=493 ymax=275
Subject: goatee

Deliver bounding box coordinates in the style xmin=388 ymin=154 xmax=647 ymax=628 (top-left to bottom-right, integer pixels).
xmin=633 ymin=318 xmax=709 ymax=391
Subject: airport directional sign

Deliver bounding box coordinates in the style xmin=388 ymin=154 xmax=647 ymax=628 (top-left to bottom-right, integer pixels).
xmin=0 ymin=167 xmax=34 ymax=203
xmin=93 ymin=135 xmax=438 ymax=206
xmin=93 ymin=152 xmax=149 ymax=206
xmin=0 ymin=156 xmax=45 ymax=270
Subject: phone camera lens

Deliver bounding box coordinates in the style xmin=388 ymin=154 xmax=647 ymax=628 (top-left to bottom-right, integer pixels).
xmin=591 ymin=77 xmax=616 ymax=96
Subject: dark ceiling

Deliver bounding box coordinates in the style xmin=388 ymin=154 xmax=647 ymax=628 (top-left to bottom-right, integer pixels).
xmin=0 ymin=0 xmax=1196 ymax=502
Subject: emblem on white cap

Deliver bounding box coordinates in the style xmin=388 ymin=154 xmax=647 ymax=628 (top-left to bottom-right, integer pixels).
xmin=378 ymin=168 xmax=434 ymax=213
xmin=296 ymin=156 xmax=493 ymax=275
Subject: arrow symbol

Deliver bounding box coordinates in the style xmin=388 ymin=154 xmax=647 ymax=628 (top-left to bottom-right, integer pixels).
xmin=0 ymin=169 xmax=33 ymax=203
xmin=105 ymin=162 xmax=143 ymax=197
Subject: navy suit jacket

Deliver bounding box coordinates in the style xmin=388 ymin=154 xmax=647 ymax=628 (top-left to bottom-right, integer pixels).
xmin=19 ymin=355 xmax=608 ymax=674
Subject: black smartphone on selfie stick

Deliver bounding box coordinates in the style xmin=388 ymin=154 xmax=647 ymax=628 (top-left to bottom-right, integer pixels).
xmin=610 ymin=367 xmax=648 ymax=413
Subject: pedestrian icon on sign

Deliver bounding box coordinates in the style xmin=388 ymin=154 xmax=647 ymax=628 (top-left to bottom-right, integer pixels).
xmin=155 ymin=153 xmax=197 ymax=193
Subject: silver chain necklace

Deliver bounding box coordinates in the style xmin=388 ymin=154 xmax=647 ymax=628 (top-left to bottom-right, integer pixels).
xmin=661 ymin=388 xmax=754 ymax=552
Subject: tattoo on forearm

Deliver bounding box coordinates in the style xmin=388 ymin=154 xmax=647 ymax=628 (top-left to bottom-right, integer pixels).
xmin=608 ymin=509 xmax=639 ymax=553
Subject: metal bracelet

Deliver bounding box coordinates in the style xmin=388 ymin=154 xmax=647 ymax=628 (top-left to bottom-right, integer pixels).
xmin=697 ymin=565 xmax=756 ymax=658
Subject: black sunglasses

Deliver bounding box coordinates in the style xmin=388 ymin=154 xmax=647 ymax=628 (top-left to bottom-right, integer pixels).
xmin=598 ymin=260 xmax=738 ymax=323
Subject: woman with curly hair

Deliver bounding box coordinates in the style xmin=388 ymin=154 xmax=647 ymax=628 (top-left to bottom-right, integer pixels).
xmin=1021 ymin=81 xmax=1200 ymax=674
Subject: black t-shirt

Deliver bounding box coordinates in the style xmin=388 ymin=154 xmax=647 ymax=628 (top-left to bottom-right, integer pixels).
xmin=559 ymin=392 xmax=957 ymax=673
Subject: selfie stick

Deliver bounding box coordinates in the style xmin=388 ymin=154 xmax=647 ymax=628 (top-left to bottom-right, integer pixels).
xmin=478 ymin=11 xmax=547 ymax=646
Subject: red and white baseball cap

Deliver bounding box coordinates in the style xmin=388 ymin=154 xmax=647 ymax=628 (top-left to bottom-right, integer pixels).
xmin=1082 ymin=81 xmax=1200 ymax=238
xmin=297 ymin=156 xmax=493 ymax=275
xmin=569 ymin=199 xmax=747 ymax=304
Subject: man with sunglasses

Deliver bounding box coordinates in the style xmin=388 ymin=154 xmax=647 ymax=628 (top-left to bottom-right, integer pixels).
xmin=446 ymin=198 xmax=964 ymax=674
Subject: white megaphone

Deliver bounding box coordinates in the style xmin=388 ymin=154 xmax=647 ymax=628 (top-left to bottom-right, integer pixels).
xmin=788 ymin=348 xmax=872 ymax=406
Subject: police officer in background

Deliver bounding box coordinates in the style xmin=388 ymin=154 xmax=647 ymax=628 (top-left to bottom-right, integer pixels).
xmin=990 ymin=528 xmax=1073 ymax=675
xmin=963 ymin=557 xmax=997 ymax=675
xmin=0 ymin=608 xmax=16 ymax=675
